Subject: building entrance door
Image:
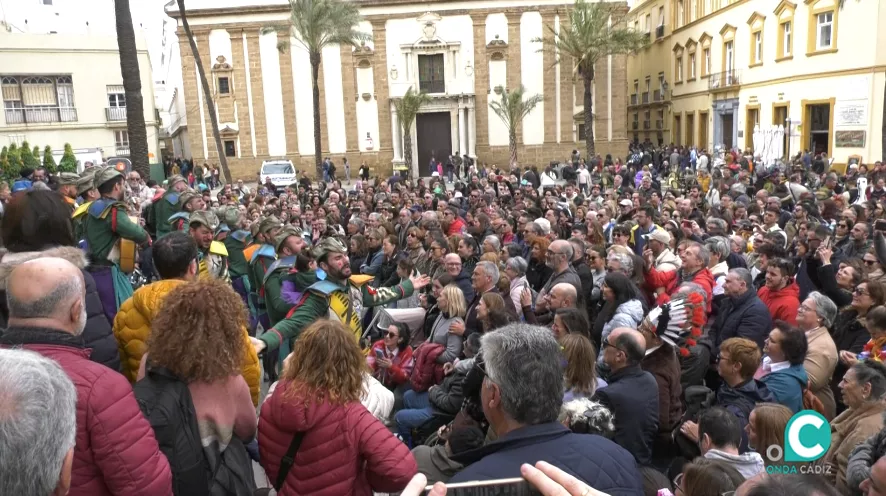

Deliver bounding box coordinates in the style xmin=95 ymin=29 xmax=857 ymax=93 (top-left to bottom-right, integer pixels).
xmin=416 ymin=112 xmax=452 ymax=177
xmin=722 ymin=113 xmax=734 ymax=149
xmin=807 ymin=104 xmax=831 ymax=155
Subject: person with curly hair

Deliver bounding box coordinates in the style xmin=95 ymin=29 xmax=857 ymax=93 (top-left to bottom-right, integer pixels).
xmin=138 ymin=279 xmax=258 ymax=463
xmin=259 ymin=319 xmax=417 ymax=495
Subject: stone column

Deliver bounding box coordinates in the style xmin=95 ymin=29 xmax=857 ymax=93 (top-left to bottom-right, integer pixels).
xmin=468 ymin=107 xmax=477 ymax=157
xmin=371 ymin=20 xmax=393 ymax=175
xmin=195 ymin=31 xmax=216 ymax=161
xmin=458 ymin=107 xmax=466 ymax=155
xmin=178 ymin=27 xmax=204 ymax=160
xmin=471 ymin=14 xmax=488 ymax=156
xmin=541 ymin=12 xmax=557 ymax=145
xmin=244 ymin=31 xmax=268 ymax=157
xmin=339 ymin=45 xmax=360 ymax=153
xmin=278 ymin=38 xmax=299 ymax=157
xmin=558 ymin=12 xmax=574 ymax=144
xmin=506 ymin=11 xmax=522 ymax=147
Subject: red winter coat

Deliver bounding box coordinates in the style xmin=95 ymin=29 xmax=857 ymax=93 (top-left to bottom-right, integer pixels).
xmin=410 ymin=342 xmax=445 ymax=392
xmin=0 ymin=327 xmax=172 ymax=496
xmin=758 ymin=282 xmax=800 ymax=326
xmin=447 ymin=217 xmax=467 ymax=236
xmin=645 ymin=266 xmax=715 ymax=314
xmin=258 ymin=380 xmax=417 ymax=496
xmin=366 ymin=340 xmax=414 ymax=389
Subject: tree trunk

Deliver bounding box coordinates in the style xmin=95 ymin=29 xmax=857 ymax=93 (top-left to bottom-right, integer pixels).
xmin=177 ymin=0 xmax=231 ymax=184
xmin=310 ymin=52 xmax=323 ymax=178
xmin=583 ymin=68 xmax=595 ymax=158
xmin=114 ymin=0 xmax=150 ymax=179
xmin=403 ymin=127 xmax=413 ymax=176
xmin=509 ymin=129 xmax=518 ymax=168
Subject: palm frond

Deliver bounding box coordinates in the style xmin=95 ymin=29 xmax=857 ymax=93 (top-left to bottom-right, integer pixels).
xmin=393 ymin=87 xmax=432 ymax=134
xmin=489 ymin=85 xmax=543 ymax=134
xmin=263 ymin=0 xmax=369 ymax=55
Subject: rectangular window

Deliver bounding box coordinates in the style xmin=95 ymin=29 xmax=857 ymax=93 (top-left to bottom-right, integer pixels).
xmin=658 ymin=6 xmax=664 ymax=26
xmin=676 ymin=56 xmax=683 ymax=81
xmin=224 ymin=140 xmax=236 ymax=157
xmin=783 ymin=22 xmax=792 ymax=56
xmin=1 ymin=74 xmax=76 ymax=123
xmin=418 ymin=54 xmax=445 ymax=94
xmin=703 ymin=48 xmax=711 ymax=75
xmin=754 ymin=32 xmax=762 ymax=63
xmin=677 ymin=0 xmax=684 ymax=27
xmin=725 ymin=41 xmax=734 ymax=71
xmin=645 ymin=14 xmax=651 ymax=32
xmin=689 ymin=53 xmax=697 ymax=78
xmin=217 ymin=77 xmax=230 ymax=95
xmin=645 ymin=78 xmax=651 ymax=92
xmin=114 ymin=130 xmax=129 ymax=148
xmin=817 ymin=12 xmax=833 ymax=49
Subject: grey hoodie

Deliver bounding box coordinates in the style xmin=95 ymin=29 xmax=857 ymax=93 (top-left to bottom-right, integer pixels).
xmin=704 ymin=448 xmax=765 ymax=479
xmin=598 ymin=299 xmax=645 ymax=362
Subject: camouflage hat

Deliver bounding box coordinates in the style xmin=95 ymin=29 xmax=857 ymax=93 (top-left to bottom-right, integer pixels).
xmin=220 ymin=206 xmax=241 ymax=228
xmin=188 ymin=210 xmax=219 ymax=231
xmin=312 ymin=236 xmax=347 ymax=261
xmin=56 ymin=172 xmax=80 ymax=186
xmin=258 ymin=215 xmax=283 ymax=234
xmin=93 ymin=166 xmax=122 ymax=189
xmin=249 ymin=222 xmax=261 ymax=237
xmin=274 ymin=225 xmax=304 ymax=252
xmin=76 ymin=170 xmax=97 ymax=196
xmin=178 ymin=191 xmax=200 ymax=208
xmin=167 ymin=174 xmax=186 ymax=188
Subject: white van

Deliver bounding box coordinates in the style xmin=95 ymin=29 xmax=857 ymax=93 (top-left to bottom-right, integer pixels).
xmin=259 ymin=159 xmax=296 ymax=189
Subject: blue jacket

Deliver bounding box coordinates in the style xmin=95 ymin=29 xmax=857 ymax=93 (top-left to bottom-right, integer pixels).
xmin=593 ymin=365 xmax=659 ymax=466
xmin=760 ymin=363 xmax=808 ymax=413
xmin=717 ymin=379 xmax=774 ymax=452
xmin=450 ymin=422 xmax=642 ymax=496
xmin=711 ymin=289 xmax=773 ymax=351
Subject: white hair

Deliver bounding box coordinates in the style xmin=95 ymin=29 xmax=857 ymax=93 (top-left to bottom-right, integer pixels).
xmin=0 ymin=349 xmax=77 ymax=495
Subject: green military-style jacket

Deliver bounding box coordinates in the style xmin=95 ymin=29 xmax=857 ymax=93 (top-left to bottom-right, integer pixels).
xmin=83 ymin=197 xmax=149 ymax=266
xmin=224 ymin=230 xmax=251 ymax=278
xmin=153 ymin=191 xmax=181 ymax=239
xmin=263 ymin=259 xmax=318 ymax=326
xmin=248 ymin=244 xmax=276 ymax=312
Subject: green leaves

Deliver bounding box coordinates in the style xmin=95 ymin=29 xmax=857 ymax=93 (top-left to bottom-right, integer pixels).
xmin=265 ymin=0 xmax=370 ymax=55
xmin=393 ymin=87 xmax=432 ymax=134
xmin=488 ymin=85 xmax=543 ymax=133
xmin=59 ymin=143 xmax=78 ymax=173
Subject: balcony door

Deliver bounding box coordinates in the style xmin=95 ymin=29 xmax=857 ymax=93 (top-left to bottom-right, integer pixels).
xmin=418 ymin=54 xmax=445 ymax=94
xmin=725 ymin=41 xmax=734 ymax=82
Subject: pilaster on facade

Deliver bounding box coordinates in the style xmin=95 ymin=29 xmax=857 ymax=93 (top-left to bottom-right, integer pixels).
xmin=195 ymin=31 xmax=215 ymax=162
xmin=370 ymin=20 xmax=393 ymax=176
xmin=230 ymin=31 xmax=256 ymax=159
xmin=244 ymin=31 xmax=268 ymax=157
xmin=558 ymin=19 xmax=574 ymax=144
xmin=340 ymin=44 xmax=361 ymax=153
xmin=471 ymin=14 xmax=489 ymax=151
xmin=541 ymin=12 xmax=557 ymax=144
xmin=278 ymin=42 xmax=299 ymax=158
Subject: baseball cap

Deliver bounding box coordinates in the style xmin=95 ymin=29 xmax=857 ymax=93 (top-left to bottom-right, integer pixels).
xmin=56 ymin=172 xmax=80 ymax=186
xmin=533 ymin=218 xmax=552 ymax=235
xmin=188 ymin=210 xmax=219 ymax=231
xmin=167 ymin=174 xmax=186 ymax=188
xmin=258 ymin=216 xmax=283 ymax=234
xmin=643 ymin=230 xmax=671 ymax=244
xmin=93 ymin=166 xmax=122 ymax=189
xmin=619 ymin=199 xmax=633 ymax=207
xmin=178 ymin=191 xmax=200 ymax=208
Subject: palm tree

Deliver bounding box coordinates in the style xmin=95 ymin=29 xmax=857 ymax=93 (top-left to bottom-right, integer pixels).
xmin=176 ymin=0 xmax=232 ymax=184
xmin=489 ymin=85 xmax=544 ymax=167
xmin=113 ymin=0 xmax=151 ymax=179
xmin=392 ymin=87 xmax=431 ymax=177
xmin=264 ymin=0 xmax=369 ymax=177
xmin=534 ymin=0 xmax=647 ymax=158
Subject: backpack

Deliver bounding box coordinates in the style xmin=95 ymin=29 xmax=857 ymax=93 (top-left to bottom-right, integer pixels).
xmin=134 ymin=366 xmax=210 ymax=495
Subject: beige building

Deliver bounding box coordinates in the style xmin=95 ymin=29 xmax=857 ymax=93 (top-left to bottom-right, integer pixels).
xmin=628 ymin=0 xmax=885 ymax=168
xmin=626 ymin=0 xmax=675 ymax=146
xmin=167 ymin=0 xmax=631 ymax=180
xmin=0 ymin=1 xmax=160 ymax=167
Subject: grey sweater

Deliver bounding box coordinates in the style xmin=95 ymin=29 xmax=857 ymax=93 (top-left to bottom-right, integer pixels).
xmin=428 ymin=313 xmax=464 ymax=364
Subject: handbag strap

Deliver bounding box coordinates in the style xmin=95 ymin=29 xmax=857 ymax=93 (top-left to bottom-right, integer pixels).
xmin=274 ymin=431 xmax=305 ymax=491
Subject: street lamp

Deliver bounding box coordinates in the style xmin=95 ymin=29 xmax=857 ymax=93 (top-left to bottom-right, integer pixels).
xmin=465 ymin=60 xmax=474 ymax=76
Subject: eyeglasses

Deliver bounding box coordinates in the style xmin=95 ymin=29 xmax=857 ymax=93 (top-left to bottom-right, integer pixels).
xmin=385 ymin=332 xmax=399 ymax=339
xmin=854 ymin=287 xmax=870 ymax=296
xmin=602 ymin=340 xmax=624 ymax=354
xmin=864 ymin=260 xmax=878 ymax=266
xmin=407 ymin=232 xmax=417 ymax=238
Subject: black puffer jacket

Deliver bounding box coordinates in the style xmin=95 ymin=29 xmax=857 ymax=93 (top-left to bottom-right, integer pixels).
xmin=0 ymin=247 xmax=121 ymax=372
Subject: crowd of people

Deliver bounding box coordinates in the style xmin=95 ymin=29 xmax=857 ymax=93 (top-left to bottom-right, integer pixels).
xmin=5 ymin=145 xmax=886 ymax=496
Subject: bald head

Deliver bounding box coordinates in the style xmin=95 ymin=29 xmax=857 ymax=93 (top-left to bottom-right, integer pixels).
xmin=550 ymin=283 xmax=577 ymax=307
xmin=608 ymin=327 xmax=646 ymax=367
xmin=7 ymin=258 xmax=86 ymax=336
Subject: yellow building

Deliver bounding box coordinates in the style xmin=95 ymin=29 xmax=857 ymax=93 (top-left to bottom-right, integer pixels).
xmin=630 ymin=0 xmax=884 ymax=167
xmin=627 ymin=0 xmax=674 ymax=146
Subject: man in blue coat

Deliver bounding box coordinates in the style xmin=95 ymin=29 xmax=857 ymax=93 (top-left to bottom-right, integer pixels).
xmin=450 ymin=324 xmax=642 ymax=496
xmin=711 ymin=268 xmax=773 ymax=351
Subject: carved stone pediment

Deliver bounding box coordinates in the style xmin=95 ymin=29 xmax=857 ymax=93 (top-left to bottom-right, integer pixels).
xmin=212 ymin=55 xmax=232 ymax=71
xmin=487 ymin=35 xmax=508 ymax=60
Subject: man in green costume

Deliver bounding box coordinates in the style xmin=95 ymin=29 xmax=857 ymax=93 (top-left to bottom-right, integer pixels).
xmin=82 ymin=167 xmax=151 ymax=324
xmin=263 ymin=225 xmax=310 ymax=326
xmin=251 ymin=237 xmax=429 ymax=370
xmin=168 ymin=191 xmax=204 ymax=232
xmin=247 ymin=216 xmax=284 ymax=329
xmin=188 ymin=210 xmax=230 ymax=283
xmin=151 ymin=174 xmax=188 ymax=239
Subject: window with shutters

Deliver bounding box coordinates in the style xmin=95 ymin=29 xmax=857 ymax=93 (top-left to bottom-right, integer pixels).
xmin=418 ymin=54 xmax=445 ymax=94
xmin=1 ymin=75 xmax=77 ymax=124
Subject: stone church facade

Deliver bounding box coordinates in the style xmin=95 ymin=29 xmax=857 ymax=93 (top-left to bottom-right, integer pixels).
xmin=168 ymin=0 xmax=629 ymax=180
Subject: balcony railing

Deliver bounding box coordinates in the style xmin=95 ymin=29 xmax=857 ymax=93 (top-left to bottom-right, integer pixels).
xmin=4 ymin=106 xmax=77 ymax=124
xmin=655 ymin=120 xmax=663 ymax=129
xmin=630 ymin=94 xmax=638 ymax=105
xmin=643 ymin=120 xmax=651 ymax=129
xmin=115 ymin=147 xmax=130 ymax=156
xmin=106 ymin=107 xmax=127 ymax=121
xmin=656 ymin=25 xmax=665 ymax=39
xmin=632 ymin=121 xmax=639 ymax=130
xmin=708 ymin=69 xmax=742 ymax=90
xmin=419 ymin=79 xmax=445 ymax=94
xmin=642 ymin=92 xmax=649 ymax=104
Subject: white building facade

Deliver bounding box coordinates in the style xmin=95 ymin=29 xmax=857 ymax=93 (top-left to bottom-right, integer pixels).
xmin=167 ymin=0 xmax=631 ymax=180
xmin=0 ymin=0 xmax=160 ymax=164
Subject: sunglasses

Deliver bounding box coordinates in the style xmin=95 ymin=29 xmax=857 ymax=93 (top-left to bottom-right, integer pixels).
xmin=854 ymin=287 xmax=870 ymax=296
xmin=385 ymin=332 xmax=399 ymax=339
xmin=865 ymin=260 xmax=878 ymax=266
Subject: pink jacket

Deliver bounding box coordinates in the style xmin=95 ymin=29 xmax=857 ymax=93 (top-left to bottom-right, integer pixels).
xmin=2 ymin=329 xmax=172 ymax=496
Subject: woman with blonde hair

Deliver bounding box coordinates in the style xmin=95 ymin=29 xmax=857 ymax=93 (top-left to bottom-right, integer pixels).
xmin=426 ymin=284 xmax=467 ymax=364
xmin=258 ymin=319 xmax=417 ymax=495
xmin=138 ymin=279 xmax=259 ymax=490
xmin=746 ymin=403 xmax=793 ymax=456
xmin=561 ymin=334 xmax=606 ymax=401
xmin=477 ymin=291 xmax=510 ymax=332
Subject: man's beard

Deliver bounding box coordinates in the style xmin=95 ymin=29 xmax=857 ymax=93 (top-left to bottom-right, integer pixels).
xmin=328 ymin=262 xmax=352 ymax=280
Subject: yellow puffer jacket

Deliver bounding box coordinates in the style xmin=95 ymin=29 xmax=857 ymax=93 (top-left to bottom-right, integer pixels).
xmin=113 ymin=279 xmax=261 ymax=406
